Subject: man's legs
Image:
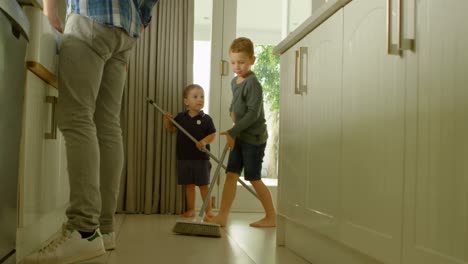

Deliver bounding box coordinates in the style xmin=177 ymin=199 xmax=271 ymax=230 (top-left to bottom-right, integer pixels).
xmin=21 ymin=13 xmax=109 ymax=264
xmin=59 ymin=14 xmax=134 ymax=234
xmin=57 ymin=14 xmax=107 ymax=233
xmin=95 ymin=47 xmax=133 ymax=234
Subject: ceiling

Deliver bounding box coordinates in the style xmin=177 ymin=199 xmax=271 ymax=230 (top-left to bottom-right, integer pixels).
xmin=194 ymin=0 xmax=283 ymax=45
xmin=194 ymin=0 xmax=315 ymax=45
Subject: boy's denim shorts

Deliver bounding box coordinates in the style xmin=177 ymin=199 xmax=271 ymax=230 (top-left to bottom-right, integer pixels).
xmin=226 ymin=139 xmax=266 ymax=181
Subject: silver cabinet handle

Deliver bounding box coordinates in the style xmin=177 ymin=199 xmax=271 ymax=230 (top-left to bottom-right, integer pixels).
xmin=295 ymin=50 xmax=301 ymax=94
xmin=387 ymin=0 xmax=402 ymax=55
xmin=299 ymin=47 xmax=308 ymax=94
xmin=294 ymin=47 xmax=308 ymax=95
xmin=399 ymin=0 xmax=415 ymax=51
xmin=45 ymin=96 xmax=58 ymax=140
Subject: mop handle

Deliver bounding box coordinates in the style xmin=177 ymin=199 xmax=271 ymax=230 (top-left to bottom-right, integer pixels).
xmin=199 ymin=144 xmax=228 ymax=218
xmin=146 ymin=97 xmax=259 ymax=199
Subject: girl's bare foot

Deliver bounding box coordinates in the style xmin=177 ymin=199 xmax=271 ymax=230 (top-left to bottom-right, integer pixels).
xmin=204 ymin=211 xmax=215 ymax=219
xmin=182 ymin=210 xmax=195 ymax=218
xmin=249 ymin=216 xmax=276 ymax=228
xmin=206 ymin=214 xmax=228 ymax=227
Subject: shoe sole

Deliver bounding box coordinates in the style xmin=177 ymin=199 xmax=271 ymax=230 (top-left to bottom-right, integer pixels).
xmin=105 ymin=244 xmax=116 ymax=251
xmin=63 ymin=248 xmax=106 ymax=264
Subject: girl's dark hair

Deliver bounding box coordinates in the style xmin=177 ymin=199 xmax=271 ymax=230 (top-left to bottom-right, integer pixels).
xmin=183 ymin=84 xmax=204 ymax=99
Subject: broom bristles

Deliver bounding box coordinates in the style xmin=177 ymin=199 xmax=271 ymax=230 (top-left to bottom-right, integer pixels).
xmin=172 ymin=219 xmax=222 ymax=237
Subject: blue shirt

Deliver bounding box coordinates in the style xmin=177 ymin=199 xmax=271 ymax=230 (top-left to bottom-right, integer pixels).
xmin=174 ymin=111 xmax=216 ymax=160
xmin=67 ymin=0 xmax=159 ymax=38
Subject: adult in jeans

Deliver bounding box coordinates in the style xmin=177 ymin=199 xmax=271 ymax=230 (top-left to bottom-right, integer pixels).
xmin=22 ymin=1 xmax=159 ymax=263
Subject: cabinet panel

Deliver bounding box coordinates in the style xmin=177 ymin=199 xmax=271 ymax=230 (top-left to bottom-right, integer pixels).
xmin=341 ymin=0 xmax=405 ymax=263
xmin=403 ymin=0 xmax=468 ymax=263
xmin=278 ymin=41 xmax=307 ymax=221
xmin=302 ymin=9 xmax=343 ymax=238
xmin=17 ymin=71 xmax=69 ymax=259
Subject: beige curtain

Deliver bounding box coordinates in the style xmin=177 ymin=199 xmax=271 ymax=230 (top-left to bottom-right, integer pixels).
xmin=118 ymin=0 xmax=194 ymax=214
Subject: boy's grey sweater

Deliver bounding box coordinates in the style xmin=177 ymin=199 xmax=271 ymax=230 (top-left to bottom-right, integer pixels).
xmin=228 ymin=72 xmax=268 ymax=145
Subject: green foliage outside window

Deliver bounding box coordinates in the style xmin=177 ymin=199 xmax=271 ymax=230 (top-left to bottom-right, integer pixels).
xmin=253 ymin=45 xmax=280 ymax=114
xmin=253 ymin=45 xmax=280 ymax=178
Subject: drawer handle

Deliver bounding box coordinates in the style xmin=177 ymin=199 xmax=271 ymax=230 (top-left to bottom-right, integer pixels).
xmin=387 ymin=0 xmax=402 ymax=55
xmin=295 ymin=50 xmax=301 ymax=94
xmin=294 ymin=47 xmax=308 ymax=95
xmin=44 ymin=96 xmax=58 ymax=140
xmin=299 ymin=47 xmax=308 ymax=94
xmin=399 ymin=0 xmax=415 ymax=51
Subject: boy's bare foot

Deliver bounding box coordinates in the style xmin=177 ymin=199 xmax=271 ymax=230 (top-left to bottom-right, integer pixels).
xmin=206 ymin=214 xmax=228 ymax=227
xmin=182 ymin=210 xmax=195 ymax=218
xmin=249 ymin=217 xmax=277 ymax=228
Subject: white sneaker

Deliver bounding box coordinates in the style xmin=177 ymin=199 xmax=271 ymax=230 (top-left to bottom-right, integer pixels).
xmin=102 ymin=232 xmax=116 ymax=250
xmin=21 ymin=227 xmax=105 ymax=264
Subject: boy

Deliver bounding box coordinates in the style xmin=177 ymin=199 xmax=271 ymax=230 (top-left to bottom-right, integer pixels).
xmin=210 ymin=37 xmax=276 ymax=228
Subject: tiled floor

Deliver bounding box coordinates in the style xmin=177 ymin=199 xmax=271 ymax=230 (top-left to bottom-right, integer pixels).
xmin=80 ymin=213 xmax=310 ymax=264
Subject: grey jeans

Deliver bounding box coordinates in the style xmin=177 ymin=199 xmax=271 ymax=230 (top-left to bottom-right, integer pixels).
xmin=57 ymin=14 xmax=135 ymax=233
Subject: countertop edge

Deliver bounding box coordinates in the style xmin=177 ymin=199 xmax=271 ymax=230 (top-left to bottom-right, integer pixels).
xmin=273 ymin=0 xmax=352 ymax=55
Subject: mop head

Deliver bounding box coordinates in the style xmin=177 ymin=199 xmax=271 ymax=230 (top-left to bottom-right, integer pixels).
xmin=172 ymin=219 xmax=222 ymax=238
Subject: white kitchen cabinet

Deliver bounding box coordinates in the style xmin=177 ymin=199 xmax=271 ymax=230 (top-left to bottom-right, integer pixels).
xmin=16 ymin=70 xmax=69 ymax=261
xmin=277 ymin=0 xmax=468 ymax=263
xmin=340 ymin=0 xmax=405 ymax=263
xmin=402 ymin=0 xmax=468 ymax=263
xmin=16 ymin=5 xmax=68 ymax=261
xmin=278 ymin=39 xmax=307 ymax=224
xmin=301 ymin=8 xmax=343 ymax=240
xmin=279 ymin=1 xmax=405 ymax=263
xmin=22 ymin=6 xmax=58 ymax=75
xmin=277 ymin=6 xmax=345 ymax=258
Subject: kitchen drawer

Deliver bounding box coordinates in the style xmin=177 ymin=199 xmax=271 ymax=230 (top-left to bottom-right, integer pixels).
xmin=18 ymin=0 xmax=43 ymax=9
xmin=22 ymin=6 xmax=59 ymax=74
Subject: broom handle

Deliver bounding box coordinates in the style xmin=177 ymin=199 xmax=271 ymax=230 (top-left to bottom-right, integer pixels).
xmin=146 ymin=97 xmax=259 ymax=200
xmin=199 ymin=144 xmax=228 ymax=218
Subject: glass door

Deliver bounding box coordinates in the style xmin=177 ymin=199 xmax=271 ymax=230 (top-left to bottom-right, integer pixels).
xmin=207 ymin=0 xmax=283 ymax=212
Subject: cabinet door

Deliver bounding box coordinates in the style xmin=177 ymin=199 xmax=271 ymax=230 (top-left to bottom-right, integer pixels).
xmin=300 ymin=9 xmax=343 ymax=239
xmin=341 ymin=0 xmax=405 ymax=263
xmin=17 ymin=71 xmax=68 ymax=259
xmin=402 ymin=0 xmax=468 ymax=263
xmin=278 ymin=40 xmax=307 ymax=222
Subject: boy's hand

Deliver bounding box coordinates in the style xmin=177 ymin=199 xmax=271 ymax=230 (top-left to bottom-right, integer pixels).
xmin=230 ymin=112 xmax=236 ymax=123
xmin=196 ymin=140 xmax=207 ymax=152
xmin=220 ymin=131 xmax=235 ymax=150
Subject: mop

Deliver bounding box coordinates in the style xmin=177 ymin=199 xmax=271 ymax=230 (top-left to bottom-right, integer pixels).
xmin=146 ymin=97 xmax=259 ymax=200
xmin=172 ymin=144 xmax=228 ymax=237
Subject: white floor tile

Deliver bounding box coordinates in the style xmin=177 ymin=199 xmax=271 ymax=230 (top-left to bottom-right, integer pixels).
xmin=79 ymin=213 xmax=309 ymax=264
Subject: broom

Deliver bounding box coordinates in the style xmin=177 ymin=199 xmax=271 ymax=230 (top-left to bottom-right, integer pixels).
xmin=146 ymin=97 xmax=259 ymax=200
xmin=172 ymin=144 xmax=229 ymax=237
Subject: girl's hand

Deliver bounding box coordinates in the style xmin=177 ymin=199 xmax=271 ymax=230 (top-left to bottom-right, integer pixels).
xmin=196 ymin=140 xmax=207 ymax=152
xmin=220 ymin=131 xmax=235 ymax=150
xmin=164 ymin=112 xmax=174 ymax=129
